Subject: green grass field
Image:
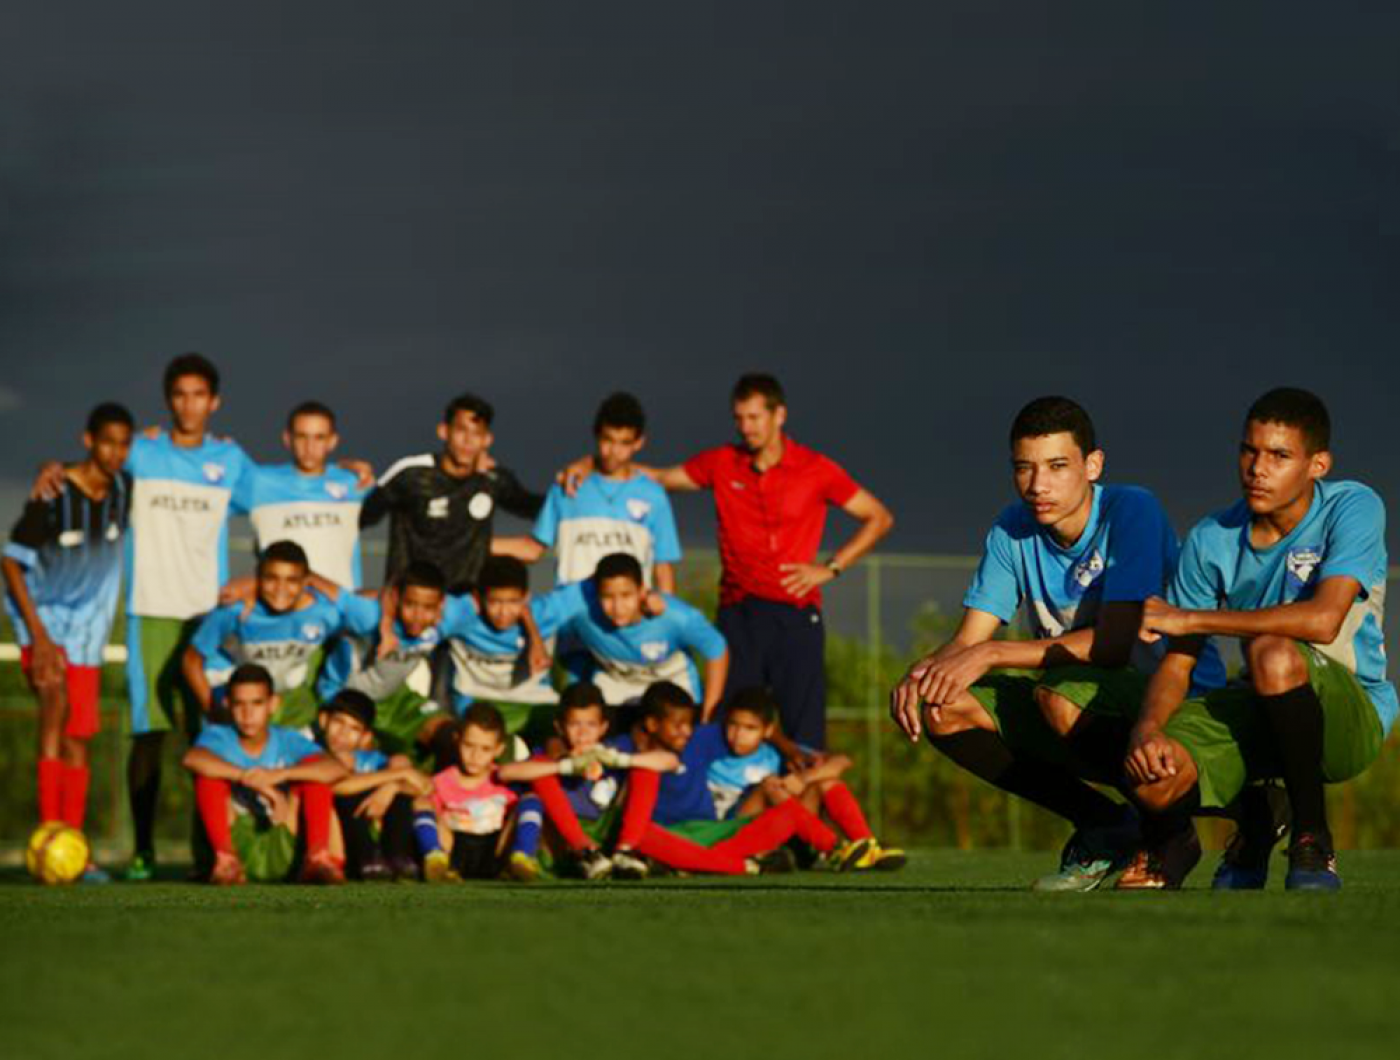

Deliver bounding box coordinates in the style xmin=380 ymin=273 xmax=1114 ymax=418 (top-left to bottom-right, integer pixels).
xmin=3 ymin=851 xmax=1400 ymax=1060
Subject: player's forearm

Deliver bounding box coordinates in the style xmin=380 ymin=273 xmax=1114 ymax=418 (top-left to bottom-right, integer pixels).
xmin=829 ymin=504 xmax=894 ymax=573
xmin=182 ymin=648 xmax=214 ymax=711
xmin=653 ymin=562 xmax=676 ymax=595
xmin=637 ymin=463 xmax=699 ymax=492
xmin=491 ymin=536 xmax=544 ymax=561
xmin=1135 ymin=654 xmax=1197 ymax=735
xmin=280 ymin=757 xmax=348 ymax=785
xmin=332 ymin=769 xmax=410 ymax=795
xmin=182 ymin=748 xmax=243 ymax=779
xmin=1177 ymin=601 xmax=1347 ymax=646
xmin=700 ymin=654 xmax=729 ymax=720
xmin=497 ymin=759 xmax=562 ymax=782
xmin=1 ymin=557 xmax=49 ymax=645
xmin=628 ymin=749 xmax=681 ymax=773
xmin=983 ymin=628 xmax=1098 ymax=670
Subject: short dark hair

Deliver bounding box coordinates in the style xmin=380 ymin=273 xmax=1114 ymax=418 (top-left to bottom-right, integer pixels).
xmin=399 ymin=561 xmax=446 ymax=595
xmin=594 ymin=392 xmax=646 ymax=437
xmin=1009 ymin=396 xmax=1097 ymax=457
xmin=459 ymin=702 xmax=506 ymax=741
xmin=558 ymin=681 xmax=607 ymax=721
xmin=163 ymin=353 xmax=220 ymax=398
xmin=1246 ymin=388 xmax=1331 ymax=454
xmin=258 ymin=539 xmax=310 ymax=574
xmin=478 ymin=556 xmax=529 ymax=595
xmin=641 ymin=681 xmax=696 ymax=720
xmin=227 ymin=663 xmax=274 ymax=695
xmin=731 ymin=373 xmax=785 ymax=409
xmin=322 ymin=689 xmax=376 ymax=729
xmin=594 ymin=552 xmax=643 ymax=587
xmin=443 ymin=392 xmax=494 ymax=428
xmin=86 ymin=402 xmax=134 ymax=436
xmin=287 ymin=400 xmax=336 ymax=432
xmin=724 ymin=687 xmax=777 ymax=725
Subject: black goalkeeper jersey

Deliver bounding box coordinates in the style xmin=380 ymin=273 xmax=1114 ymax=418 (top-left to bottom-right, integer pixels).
xmin=360 ymin=454 xmax=543 ymax=593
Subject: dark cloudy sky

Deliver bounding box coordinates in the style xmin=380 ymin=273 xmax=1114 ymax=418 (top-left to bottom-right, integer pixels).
xmin=3 ymin=1 xmax=1398 ymax=556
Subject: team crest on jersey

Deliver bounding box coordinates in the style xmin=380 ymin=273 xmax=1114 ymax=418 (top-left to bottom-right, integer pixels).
xmin=468 ymin=492 xmax=494 ymax=520
xmin=427 ymin=497 xmax=450 ymax=519
xmin=301 ymin=623 xmax=324 ymax=641
xmin=626 ymin=498 xmax=652 ymax=521
xmin=326 ymin=481 xmax=348 ymax=500
xmin=640 ymin=641 xmax=669 ymax=662
xmin=58 ymin=529 xmax=84 ymax=548
xmin=105 ymin=522 xmax=120 ymax=541
xmin=1072 ymin=550 xmax=1106 ymax=592
xmin=202 ymin=462 xmax=226 ymax=484
xmin=1286 ymin=547 xmax=1322 ymax=590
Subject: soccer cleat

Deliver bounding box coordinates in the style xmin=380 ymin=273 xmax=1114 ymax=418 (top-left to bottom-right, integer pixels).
xmin=507 ymin=851 xmax=542 ymax=883
xmin=609 ymin=848 xmax=650 ymax=880
xmin=389 ymin=855 xmax=421 ymax=882
xmin=1213 ymin=785 xmax=1291 ymax=891
xmin=210 ymin=852 xmax=247 ymax=887
xmin=1115 ymin=824 xmax=1202 ymax=891
xmin=828 ymin=837 xmax=876 ymax=873
xmin=1033 ymin=806 xmax=1140 ymax=893
xmin=80 ymin=863 xmax=113 ymax=885
xmin=861 ymin=841 xmax=908 ymax=872
xmin=423 ymin=850 xmax=457 ymax=883
xmin=123 ymin=852 xmax=155 ymax=883
xmin=752 ymin=845 xmax=798 ymax=874
xmin=358 ymin=857 xmax=394 ymax=883
xmin=1284 ymin=833 xmax=1341 ymax=892
xmin=576 ymin=847 xmax=613 ymax=881
xmin=300 ymin=851 xmax=347 ymax=886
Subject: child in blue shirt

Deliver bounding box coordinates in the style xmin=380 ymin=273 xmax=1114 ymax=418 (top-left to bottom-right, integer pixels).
xmin=184 ymin=540 xmax=344 ymax=730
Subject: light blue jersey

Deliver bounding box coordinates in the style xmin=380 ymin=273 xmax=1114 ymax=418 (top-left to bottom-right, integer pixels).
xmin=126 ymin=431 xmax=254 ymax=620
xmin=354 ymin=748 xmax=390 ymax=773
xmin=191 ymin=592 xmax=345 ymax=695
xmin=237 ymin=464 xmax=370 ymax=589
xmin=533 ymin=476 xmax=681 ymax=586
xmin=561 ymin=585 xmax=727 ymax=704
xmin=1170 ymin=480 xmax=1396 ymax=732
xmin=195 ymin=723 xmax=322 ymax=771
xmin=707 ymin=742 xmax=784 ymax=819
xmin=319 ymin=593 xmax=468 ymax=703
xmin=965 ymin=484 xmax=1227 ymax=690
xmin=445 ymin=583 xmax=586 ymax=708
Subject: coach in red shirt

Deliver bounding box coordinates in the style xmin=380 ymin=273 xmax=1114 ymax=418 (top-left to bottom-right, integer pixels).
xmin=621 ymin=374 xmax=893 ymax=748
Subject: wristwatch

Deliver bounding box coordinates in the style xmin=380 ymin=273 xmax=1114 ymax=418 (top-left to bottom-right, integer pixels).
xmin=826 ymin=559 xmax=844 ymax=578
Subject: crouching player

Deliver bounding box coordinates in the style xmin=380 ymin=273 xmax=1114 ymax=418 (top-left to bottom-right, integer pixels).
xmin=710 ymin=687 xmax=905 ymax=870
xmin=1105 ymin=389 xmax=1395 ymax=891
xmin=182 ymin=664 xmax=348 ymax=884
xmin=319 ymin=689 xmax=430 ymax=881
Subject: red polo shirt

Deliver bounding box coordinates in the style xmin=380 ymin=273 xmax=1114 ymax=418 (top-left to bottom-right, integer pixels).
xmin=683 ymin=436 xmax=860 ymax=609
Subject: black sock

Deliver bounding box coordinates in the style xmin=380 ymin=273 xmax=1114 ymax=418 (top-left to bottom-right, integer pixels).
xmin=127 ymin=734 xmax=165 ymax=858
xmin=334 ymin=795 xmax=379 ymax=876
xmin=1065 ymin=714 xmax=1132 ymax=786
xmin=1259 ymin=685 xmax=1330 ymax=846
xmin=381 ymin=795 xmax=416 ymax=863
xmin=1140 ymin=785 xmax=1201 ymax=847
xmin=930 ymin=728 xmax=1123 ymax=830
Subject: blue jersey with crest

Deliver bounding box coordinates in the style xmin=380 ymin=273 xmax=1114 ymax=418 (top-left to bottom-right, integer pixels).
xmin=532 ymin=476 xmax=682 ymax=586
xmin=964 ymin=483 xmax=1226 ymax=691
xmin=445 ymin=583 xmax=586 ymax=708
xmin=191 ymin=592 xmax=344 ymax=694
xmin=5 ymin=473 xmax=131 ymax=665
xmin=707 ymin=743 xmax=784 ymax=819
xmin=561 ymin=585 xmax=727 ymax=704
xmin=1170 ymin=480 xmax=1396 ymax=732
xmin=195 ymin=723 xmax=322 ymax=771
xmin=611 ymin=722 xmax=728 ymax=824
xmin=237 ymin=464 xmax=370 ymax=589
xmin=125 ymin=431 xmax=254 ymax=620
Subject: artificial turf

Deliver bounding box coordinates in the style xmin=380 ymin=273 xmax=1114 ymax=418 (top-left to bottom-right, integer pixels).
xmin=2 ymin=850 xmax=1399 ymax=1060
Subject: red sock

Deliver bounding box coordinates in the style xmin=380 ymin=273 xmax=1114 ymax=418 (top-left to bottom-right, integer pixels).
xmin=194 ymin=775 xmax=235 ymax=854
xmin=532 ymin=774 xmax=592 ymax=852
xmin=821 ymin=782 xmax=873 ymax=841
xmin=787 ymin=800 xmax=839 ymax=853
xmin=636 ymin=824 xmax=748 ymax=875
xmin=37 ymin=758 xmax=63 ymax=823
xmin=61 ymin=764 xmax=90 ymax=830
xmin=297 ymin=782 xmax=334 ymax=857
xmin=712 ymin=802 xmax=801 ymax=859
xmin=616 ymin=768 xmax=660 ymax=850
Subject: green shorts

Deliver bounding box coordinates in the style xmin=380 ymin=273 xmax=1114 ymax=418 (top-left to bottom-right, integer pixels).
xmin=372 ymin=686 xmax=445 ymax=760
xmin=1157 ymin=644 xmax=1384 ymax=809
xmin=668 ymin=819 xmax=746 ymax=847
xmin=269 ymin=650 xmax=327 ymax=731
xmin=230 ymin=814 xmax=297 ymax=883
xmin=967 ymin=667 xmax=1148 ymax=769
xmin=124 ymin=615 xmax=202 ymax=737
xmin=492 ymin=701 xmax=560 ymax=749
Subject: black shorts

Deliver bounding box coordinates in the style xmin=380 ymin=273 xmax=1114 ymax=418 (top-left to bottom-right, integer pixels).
xmin=449 ymin=830 xmax=504 ymax=879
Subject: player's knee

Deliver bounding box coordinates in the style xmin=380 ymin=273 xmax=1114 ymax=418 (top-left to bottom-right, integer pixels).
xmin=1247 ymin=635 xmax=1307 ymax=693
xmin=1135 ymin=778 xmax=1186 ymax=815
xmin=826 ymin=754 xmax=852 ymax=773
xmin=1033 ymin=685 xmax=1081 ymax=737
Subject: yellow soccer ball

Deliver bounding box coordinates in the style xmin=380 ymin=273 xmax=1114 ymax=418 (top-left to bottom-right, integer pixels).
xmin=26 ymin=822 xmax=90 ymax=885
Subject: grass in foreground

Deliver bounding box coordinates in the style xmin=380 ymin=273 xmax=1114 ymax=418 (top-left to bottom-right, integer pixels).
xmin=2 ymin=850 xmax=1400 ymax=1060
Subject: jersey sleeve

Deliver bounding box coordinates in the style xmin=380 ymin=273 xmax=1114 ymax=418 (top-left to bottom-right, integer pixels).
xmin=493 ymin=467 xmax=544 ymax=520
xmin=190 ymin=605 xmax=239 ymax=660
xmin=282 ymin=728 xmax=323 ymax=763
xmin=649 ymin=489 xmax=683 ymax=565
xmin=1166 ymin=524 xmax=1222 ymax=612
xmin=681 ymin=448 xmax=722 ymax=490
xmin=5 ymin=499 xmax=53 ymax=566
xmin=337 ymin=593 xmax=383 ymax=637
xmin=1100 ymin=489 xmax=1172 ymax=603
xmin=531 ymin=483 xmax=564 ymax=547
xmin=688 ymin=723 xmax=730 ymax=768
xmin=670 ymin=598 xmax=728 ymax=660
xmin=438 ymin=593 xmax=475 ymax=636
xmin=227 ymin=444 xmax=258 ymax=516
xmin=194 ymin=724 xmax=240 ymax=760
xmin=1319 ymin=487 xmax=1387 ymax=594
xmin=817 ymin=455 xmax=861 ymax=507
xmin=961 ymin=520 xmax=1023 ymax=623
xmin=532 ymin=582 xmax=588 ymax=637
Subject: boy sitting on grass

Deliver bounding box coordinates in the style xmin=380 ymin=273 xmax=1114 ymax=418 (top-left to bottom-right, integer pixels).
xmin=319 ymin=689 xmax=430 ymax=881
xmin=184 ymin=540 xmax=345 ymax=730
xmin=709 ymin=687 xmax=905 ymax=870
xmin=183 ymin=663 xmax=348 ymax=885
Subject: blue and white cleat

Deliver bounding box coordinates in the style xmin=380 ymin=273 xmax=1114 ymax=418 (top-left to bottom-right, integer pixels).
xmin=1032 ymin=805 xmax=1140 ymax=892
xmin=1212 ymin=784 xmax=1290 ymax=891
xmin=80 ymin=863 xmax=112 ymax=885
xmin=1284 ymin=833 xmax=1341 ymax=892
